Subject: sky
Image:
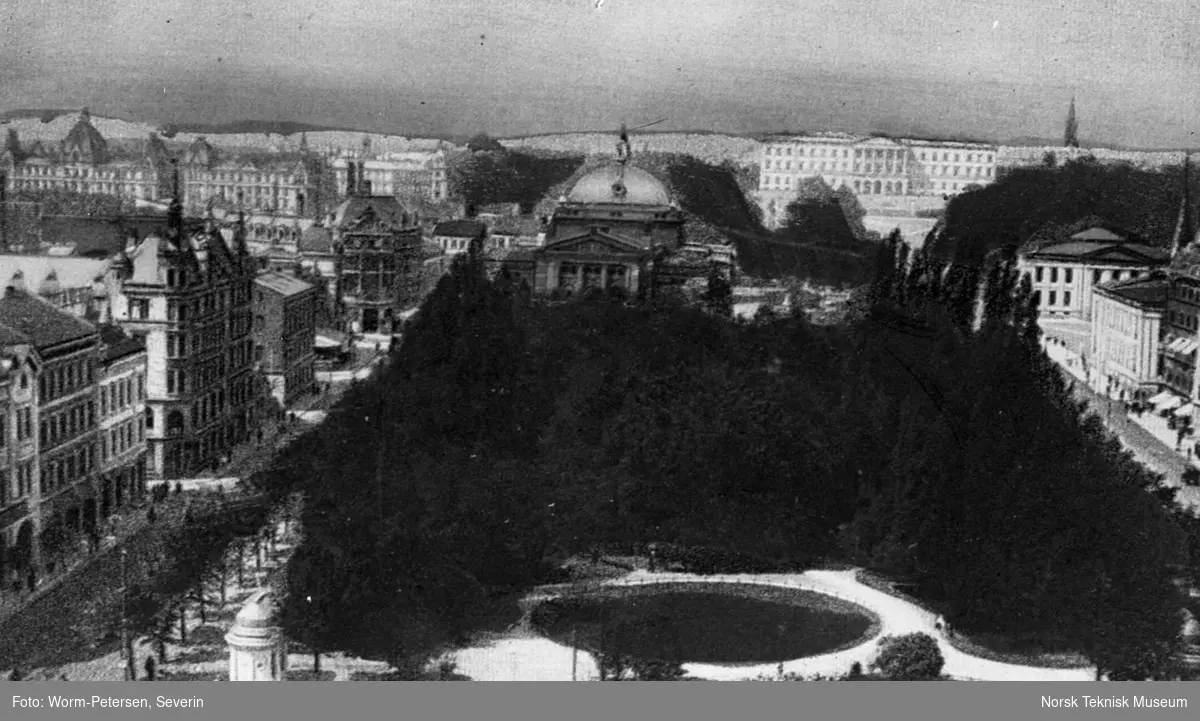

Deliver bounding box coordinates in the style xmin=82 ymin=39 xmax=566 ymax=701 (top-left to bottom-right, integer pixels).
xmin=2 ymin=0 xmax=1198 ymax=147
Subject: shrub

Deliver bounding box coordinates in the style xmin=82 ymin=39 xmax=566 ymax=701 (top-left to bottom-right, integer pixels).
xmin=870 ymin=633 xmax=944 ymax=681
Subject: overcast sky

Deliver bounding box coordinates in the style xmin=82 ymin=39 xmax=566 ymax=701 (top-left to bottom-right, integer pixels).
xmin=2 ymin=0 xmax=1197 ymax=146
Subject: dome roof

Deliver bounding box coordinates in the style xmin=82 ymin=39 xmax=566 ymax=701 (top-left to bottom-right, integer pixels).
xmin=567 ymin=164 xmax=671 ymax=206
xmin=229 ymin=591 xmax=278 ymax=639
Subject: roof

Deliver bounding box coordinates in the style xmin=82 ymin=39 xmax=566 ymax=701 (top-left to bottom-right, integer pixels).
xmin=0 ymin=287 xmax=96 ymax=350
xmin=0 ymin=254 xmax=109 ymax=292
xmin=1071 ymin=227 xmax=1126 ymax=243
xmin=1025 ymin=239 xmax=1170 ymax=265
xmin=567 ymin=164 xmax=672 ymax=206
xmin=331 ymin=196 xmax=412 ymax=229
xmin=255 ymin=271 xmax=314 ymax=297
xmin=298 ymin=226 xmax=334 ymax=254
xmin=433 ymin=220 xmax=487 ymax=238
xmin=99 ymin=323 xmax=145 ymax=362
xmin=1094 ymin=275 xmax=1169 ymax=308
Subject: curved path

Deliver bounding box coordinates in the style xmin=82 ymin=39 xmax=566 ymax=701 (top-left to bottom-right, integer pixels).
xmin=451 ymin=569 xmax=1096 ymax=682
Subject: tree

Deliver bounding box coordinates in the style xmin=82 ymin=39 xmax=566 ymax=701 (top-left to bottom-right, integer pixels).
xmin=701 ymin=267 xmax=732 ymax=317
xmin=870 ymin=633 xmax=945 ymax=680
xmin=1064 ymin=97 xmax=1080 ymax=149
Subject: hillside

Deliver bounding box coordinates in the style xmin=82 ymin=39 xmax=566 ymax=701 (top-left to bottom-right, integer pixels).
xmin=925 ymin=158 xmax=1196 ymax=267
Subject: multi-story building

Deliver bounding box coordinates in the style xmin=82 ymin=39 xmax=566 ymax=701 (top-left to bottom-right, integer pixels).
xmin=180 ymin=137 xmax=321 ymax=219
xmin=96 ymin=325 xmax=147 ymax=517
xmin=1089 ymin=274 xmax=1168 ymax=402
xmin=756 ymin=133 xmax=999 ymax=227
xmin=2 ymin=110 xmax=326 ymax=221
xmin=0 ymin=326 xmax=39 ymax=594
xmin=105 ymin=184 xmax=260 ymax=479
xmin=1018 ymin=227 xmax=1170 ymax=322
xmin=331 ymin=149 xmax=449 ymax=204
xmin=0 ymin=287 xmax=101 ymax=580
xmin=512 ymin=160 xmax=734 ymax=298
xmin=1159 ymin=270 xmax=1200 ymax=402
xmin=3 ymin=109 xmax=173 ymax=203
xmin=253 ymin=272 xmax=317 ymax=408
xmin=296 ymin=185 xmax=426 ymax=335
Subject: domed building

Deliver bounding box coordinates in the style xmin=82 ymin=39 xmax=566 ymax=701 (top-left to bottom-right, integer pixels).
xmin=523 ymin=140 xmax=734 ymax=297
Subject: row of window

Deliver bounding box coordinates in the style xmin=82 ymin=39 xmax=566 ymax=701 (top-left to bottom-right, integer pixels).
xmin=39 ymin=357 xmax=94 ymax=405
xmin=1169 ymin=310 xmax=1199 ymax=332
xmin=102 ymin=417 xmax=144 ymax=461
xmin=40 ymin=401 xmax=96 ymax=450
xmin=100 ymin=374 xmax=145 ymax=418
xmin=1034 ymin=290 xmax=1073 ymax=308
xmin=0 ymin=463 xmax=35 ymax=507
xmin=40 ymin=443 xmax=98 ymax=498
xmin=0 ymin=407 xmax=33 ymax=449
xmin=765 ymin=145 xmax=995 ymax=164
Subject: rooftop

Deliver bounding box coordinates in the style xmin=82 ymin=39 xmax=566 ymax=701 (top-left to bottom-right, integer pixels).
xmin=567 ymin=164 xmax=672 ymax=206
xmin=433 ymin=220 xmax=488 ymax=238
xmin=1094 ymin=275 xmax=1169 ymax=307
xmin=99 ymin=323 xmax=145 ymax=362
xmin=255 ymin=271 xmax=314 ymax=297
xmin=0 ymin=287 xmax=96 ymax=350
xmin=0 ymin=254 xmax=109 ymax=292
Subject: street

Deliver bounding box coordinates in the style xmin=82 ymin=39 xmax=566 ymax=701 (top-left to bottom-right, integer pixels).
xmin=1067 ymin=373 xmax=1200 ymax=511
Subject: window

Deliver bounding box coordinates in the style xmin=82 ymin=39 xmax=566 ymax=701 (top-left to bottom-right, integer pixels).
xmin=1064 ymin=269 xmax=1073 ymax=284
xmin=1050 ymin=268 xmax=1058 ymax=283
xmin=1035 ymin=266 xmax=1043 ymax=282
xmin=129 ymin=298 xmax=149 ymax=320
xmin=1063 ymin=291 xmax=1072 ymax=306
xmin=17 ymin=408 xmax=31 ymax=440
xmin=1033 ymin=290 xmax=1041 ymax=306
xmin=1048 ymin=291 xmax=1057 ymax=306
xmin=1094 ymin=270 xmax=1102 ymax=283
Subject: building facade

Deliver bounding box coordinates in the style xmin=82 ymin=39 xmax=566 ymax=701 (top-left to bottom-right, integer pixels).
xmin=331 ymin=149 xmax=448 ymax=204
xmin=1089 ymin=275 xmax=1168 ymax=402
xmin=96 ymin=325 xmax=148 ymax=518
xmin=296 ymin=194 xmax=425 ymax=335
xmin=3 ymin=110 xmax=326 ymax=221
xmin=1018 ymin=227 xmax=1171 ymax=322
xmin=0 ymin=287 xmax=102 ymax=586
xmin=433 ymin=220 xmax=487 ymax=256
xmin=0 ymin=329 xmax=39 ymax=594
xmin=253 ymin=272 xmax=317 ymax=408
xmin=3 ymin=110 xmax=173 ymax=203
xmin=524 ymin=162 xmax=734 ymax=298
xmin=105 ymin=191 xmax=260 ymax=480
xmin=757 ymin=133 xmax=999 ymax=227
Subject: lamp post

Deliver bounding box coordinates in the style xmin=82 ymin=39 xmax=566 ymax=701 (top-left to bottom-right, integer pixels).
xmin=119 ymin=545 xmax=135 ymax=681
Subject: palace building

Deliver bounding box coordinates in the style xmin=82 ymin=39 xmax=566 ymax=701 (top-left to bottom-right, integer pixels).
xmin=756 ymin=133 xmax=999 ymax=228
xmin=3 ymin=110 xmax=325 ymax=222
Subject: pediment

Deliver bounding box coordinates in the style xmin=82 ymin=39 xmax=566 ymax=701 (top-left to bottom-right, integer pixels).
xmin=1085 ymin=247 xmax=1159 ymax=264
xmin=543 ymin=230 xmax=645 ymax=256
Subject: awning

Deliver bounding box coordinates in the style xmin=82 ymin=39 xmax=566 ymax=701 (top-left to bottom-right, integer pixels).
xmin=1158 ymin=395 xmax=1185 ymax=411
xmin=1167 ymin=337 xmax=1199 ymax=356
xmin=1148 ymin=391 xmax=1174 ymax=405
xmin=1182 ymin=340 xmax=1199 ymax=356
xmin=1175 ymin=403 xmax=1196 ymax=417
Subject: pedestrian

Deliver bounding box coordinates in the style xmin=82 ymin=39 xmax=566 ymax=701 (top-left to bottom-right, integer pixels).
xmin=147 ymin=505 xmax=157 ymax=524
xmin=934 ymin=614 xmax=944 ymax=633
xmin=144 ymin=655 xmax=157 ymax=682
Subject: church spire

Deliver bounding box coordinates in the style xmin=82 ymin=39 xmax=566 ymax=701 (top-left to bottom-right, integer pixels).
xmin=1064 ymin=96 xmax=1079 ymax=149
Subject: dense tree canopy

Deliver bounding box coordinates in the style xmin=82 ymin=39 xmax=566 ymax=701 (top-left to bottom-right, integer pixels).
xmin=266 ymin=237 xmax=1192 ymax=678
xmin=926 ymin=158 xmax=1197 ymax=266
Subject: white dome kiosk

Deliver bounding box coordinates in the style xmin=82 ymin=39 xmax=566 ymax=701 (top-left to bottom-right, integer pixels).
xmin=226 ymin=590 xmax=288 ymax=681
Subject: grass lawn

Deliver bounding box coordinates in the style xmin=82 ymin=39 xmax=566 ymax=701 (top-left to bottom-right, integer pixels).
xmin=532 ymin=582 xmax=878 ymax=666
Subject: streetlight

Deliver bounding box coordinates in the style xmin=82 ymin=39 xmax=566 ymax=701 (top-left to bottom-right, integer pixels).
xmin=116 ymin=545 xmax=136 ymax=680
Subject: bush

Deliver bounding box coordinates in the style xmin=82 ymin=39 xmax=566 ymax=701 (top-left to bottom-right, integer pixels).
xmin=650 ymin=543 xmax=786 ymax=575
xmin=870 ymin=633 xmax=945 ymax=681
